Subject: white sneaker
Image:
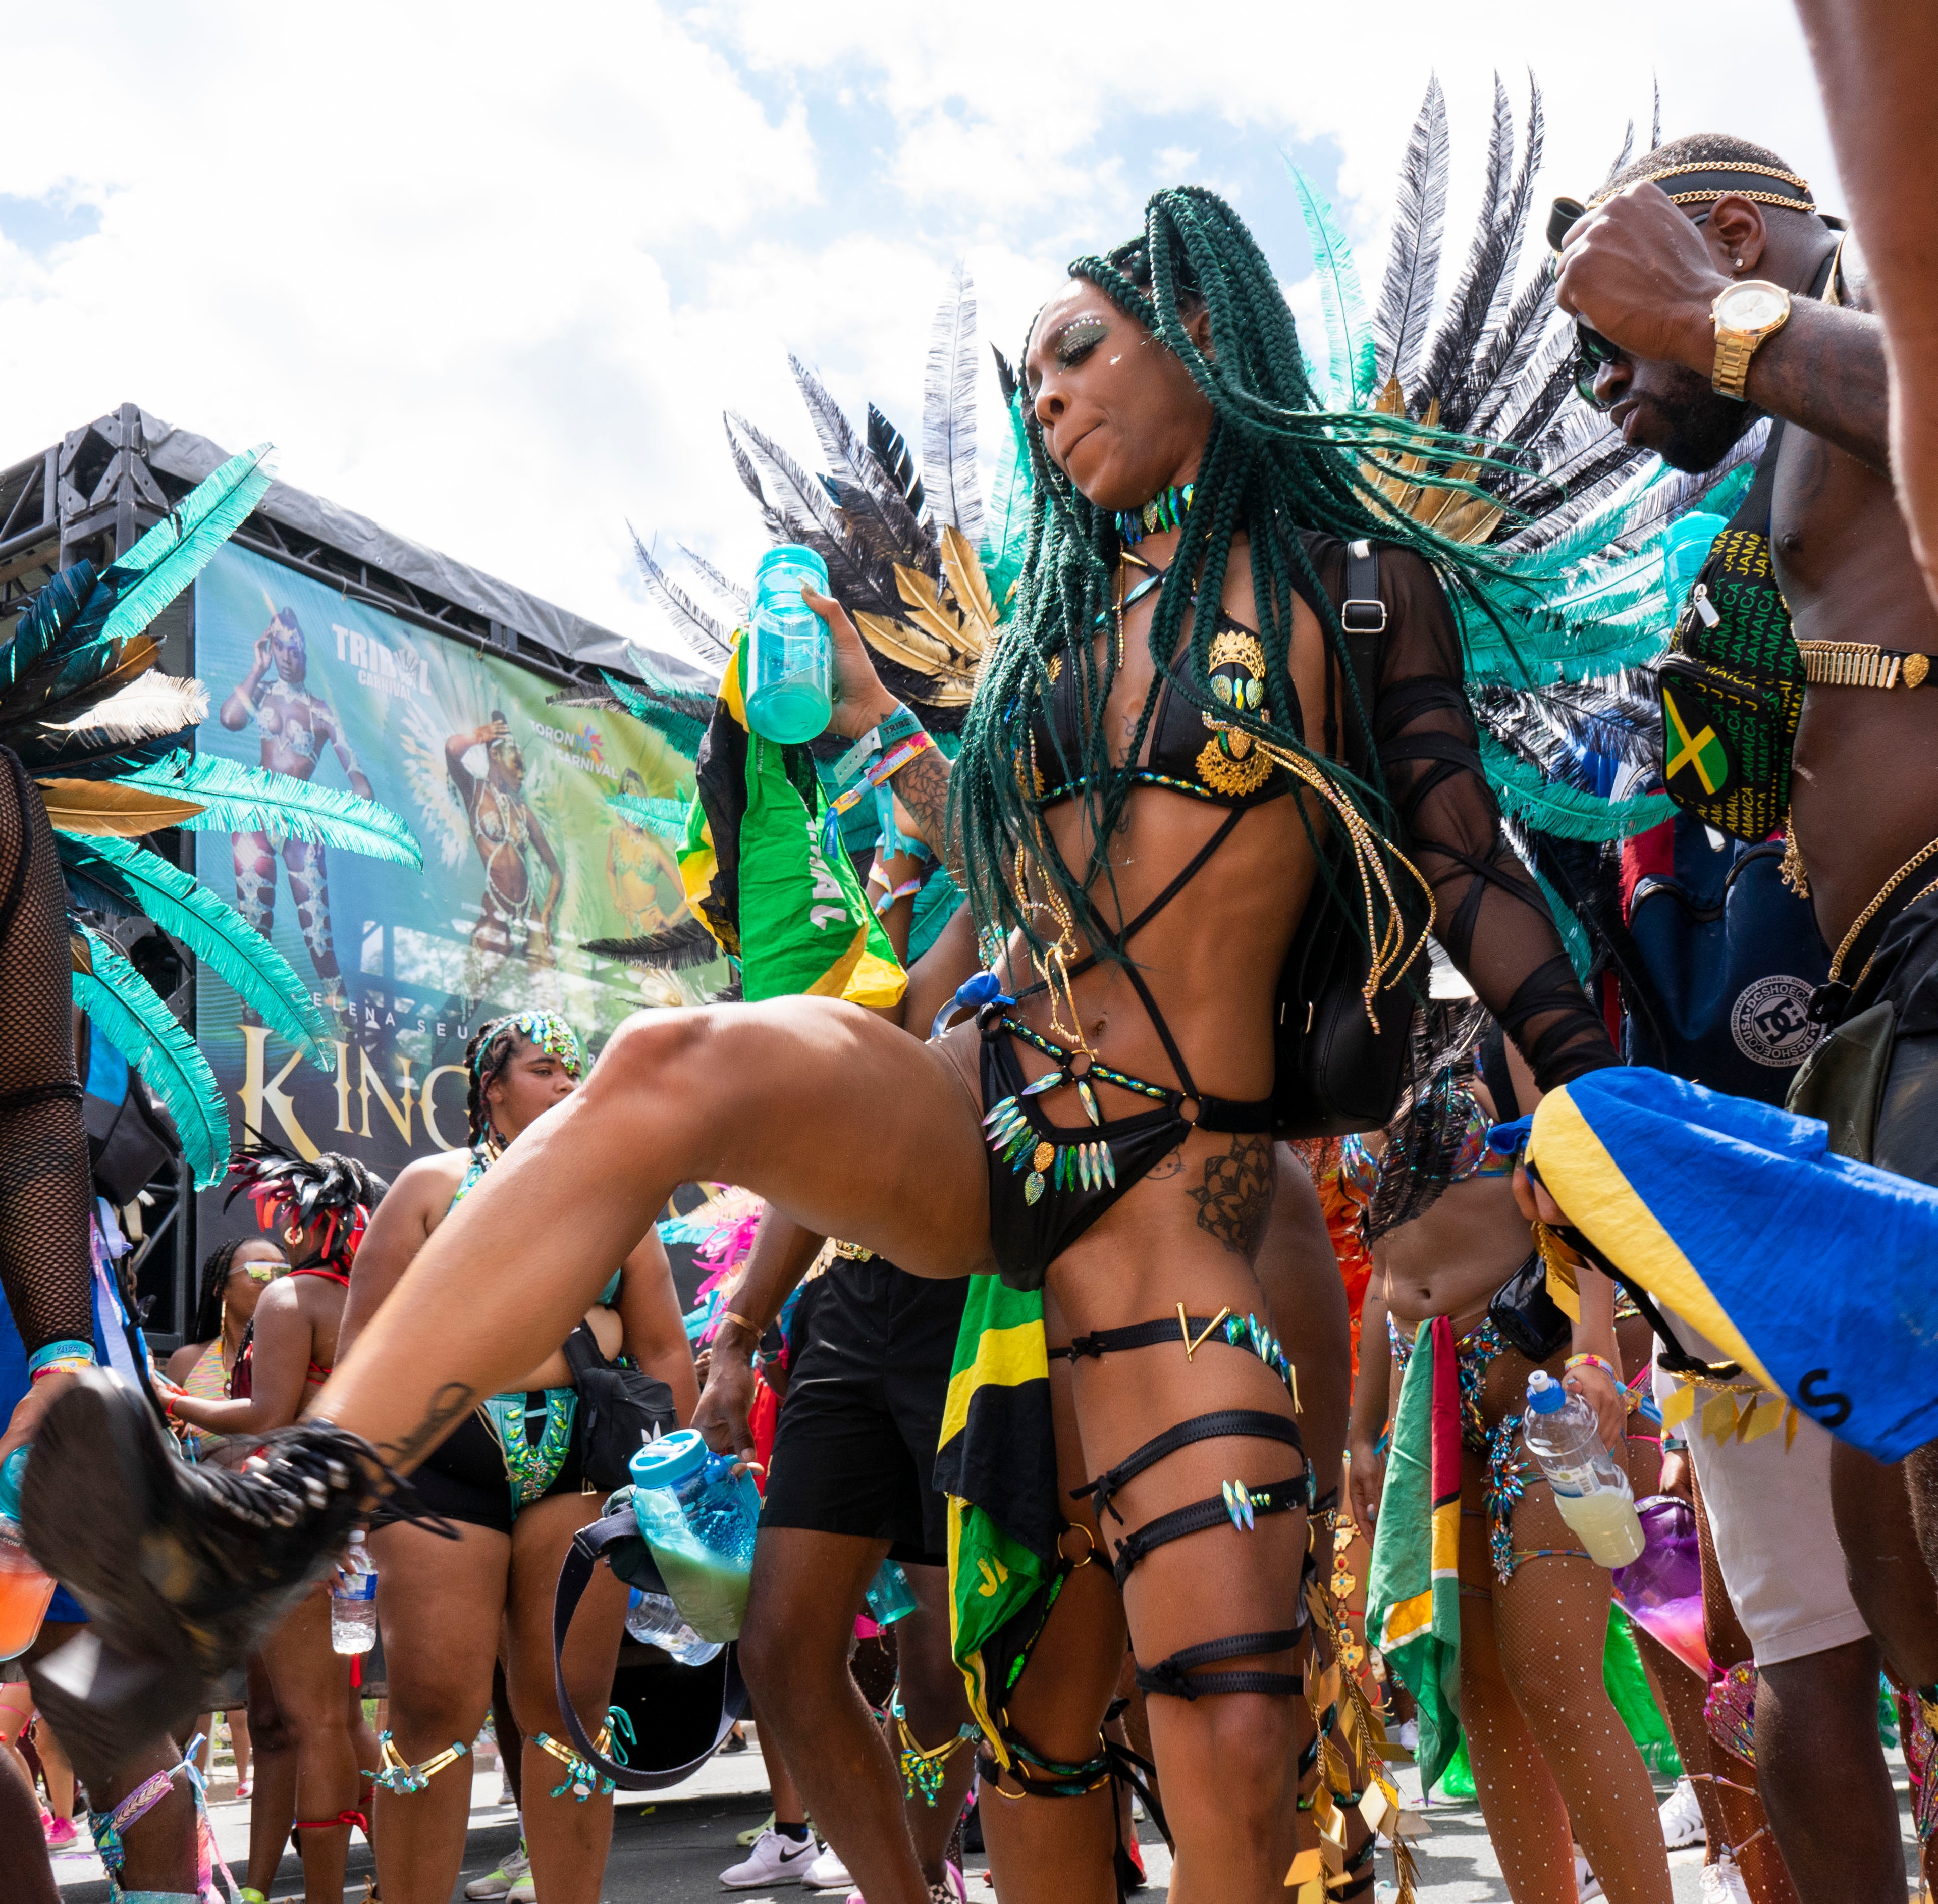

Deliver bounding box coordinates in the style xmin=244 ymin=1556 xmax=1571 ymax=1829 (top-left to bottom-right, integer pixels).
xmin=1659 ymin=1775 xmax=1705 ymax=1850
xmin=1699 ymin=1857 xmax=1751 ymax=1903
xmin=1574 ymin=1853 xmax=1603 ymax=1901
xmin=466 ymin=1844 xmax=530 ymax=1899
xmin=720 ymin=1827 xmax=819 ymax=1888
xmin=802 ymin=1841 xmax=855 ymax=1891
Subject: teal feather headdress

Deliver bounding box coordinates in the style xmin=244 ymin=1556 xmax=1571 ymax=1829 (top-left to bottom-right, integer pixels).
xmin=3 ymin=447 xmax=424 ymax=1186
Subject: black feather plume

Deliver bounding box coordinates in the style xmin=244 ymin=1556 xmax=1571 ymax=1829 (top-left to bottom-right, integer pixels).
xmin=585 ymin=918 xmax=723 ymax=970
xmin=628 ymin=526 xmax=733 ymax=665
xmin=867 ymin=403 xmax=926 ymax=524
xmin=1375 ymin=76 xmax=1451 ymax=396
xmin=1418 ymin=74 xmax=1519 ymax=416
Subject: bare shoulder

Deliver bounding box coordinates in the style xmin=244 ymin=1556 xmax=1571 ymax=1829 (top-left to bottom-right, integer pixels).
xmin=164 ymin=1340 xmax=209 ymax=1384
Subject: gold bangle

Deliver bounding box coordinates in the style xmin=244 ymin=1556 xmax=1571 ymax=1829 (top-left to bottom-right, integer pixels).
xmin=721 ymin=1310 xmax=762 ymax=1338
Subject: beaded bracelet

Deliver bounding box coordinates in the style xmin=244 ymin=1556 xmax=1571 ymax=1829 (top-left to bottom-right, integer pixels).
xmin=1565 ymin=1353 xmax=1619 ymax=1384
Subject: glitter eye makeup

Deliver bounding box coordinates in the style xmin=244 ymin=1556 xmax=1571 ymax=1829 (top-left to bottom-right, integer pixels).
xmin=1052 ymin=316 xmax=1110 ymax=367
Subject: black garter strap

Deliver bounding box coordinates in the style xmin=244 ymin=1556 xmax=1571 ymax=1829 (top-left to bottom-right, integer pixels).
xmin=1058 ymin=1315 xmax=1231 ymax=1360
xmin=1075 ymin=1410 xmax=1305 ymax=1524
xmin=1135 ymin=1628 xmax=1306 ymax=1701
xmin=1111 ymin=1479 xmax=1306 ymax=1585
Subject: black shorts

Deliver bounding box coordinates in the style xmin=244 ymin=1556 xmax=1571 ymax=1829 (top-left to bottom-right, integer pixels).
xmin=759 ymin=1256 xmax=968 ymax=1567
xmin=402 ymin=1399 xmax=587 ymax=1538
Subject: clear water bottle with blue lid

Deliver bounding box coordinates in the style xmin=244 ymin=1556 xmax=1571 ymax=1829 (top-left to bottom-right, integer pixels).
xmin=628 ymin=1429 xmax=762 ymax=1643
xmin=745 ymin=544 xmax=833 ymax=743
xmin=1523 ymin=1371 xmax=1646 ymax=1568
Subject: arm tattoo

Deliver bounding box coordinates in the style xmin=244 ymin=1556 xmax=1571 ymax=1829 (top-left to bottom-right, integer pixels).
xmin=1187 ymin=1134 xmax=1276 ymax=1257
xmin=893 ymin=747 xmax=960 ymax=880
xmin=378 ymin=1380 xmax=477 ymax=1471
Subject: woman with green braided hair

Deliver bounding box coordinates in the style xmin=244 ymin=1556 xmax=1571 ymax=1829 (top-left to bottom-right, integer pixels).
xmin=27 ymin=188 xmax=1628 ymax=1904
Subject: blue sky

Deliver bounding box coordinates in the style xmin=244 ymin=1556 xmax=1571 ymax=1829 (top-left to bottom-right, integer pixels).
xmin=0 ymin=1 xmax=1837 ymax=661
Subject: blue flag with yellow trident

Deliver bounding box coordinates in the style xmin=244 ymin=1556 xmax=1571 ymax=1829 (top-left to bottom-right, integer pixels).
xmin=1525 ymin=1067 xmax=1938 ymax=1461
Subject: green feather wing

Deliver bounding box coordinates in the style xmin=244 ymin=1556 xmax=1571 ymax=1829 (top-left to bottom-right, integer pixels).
xmin=93 ymin=446 xmax=276 ymax=648
xmin=1286 ymin=161 xmax=1377 ymax=408
xmin=980 ymin=390 xmax=1033 ymax=613
xmin=596 ymin=667 xmax=709 ymax=760
xmin=56 ymin=834 xmax=334 ymax=1069
xmin=1479 ymin=732 xmax=1674 ymax=841
xmin=607 ymin=791 xmax=691 ymax=843
xmin=72 ymin=924 xmax=228 ymax=1188
xmin=114 ymin=751 xmax=421 ymax=866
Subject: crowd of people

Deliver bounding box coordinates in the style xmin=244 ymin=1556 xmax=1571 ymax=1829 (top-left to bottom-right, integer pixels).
xmin=9 ymin=10 xmax=1938 ymax=1904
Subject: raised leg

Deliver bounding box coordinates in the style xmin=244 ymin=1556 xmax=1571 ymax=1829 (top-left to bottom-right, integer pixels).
xmin=312 ymin=1003 xmax=989 ymax=1467
xmin=367 ymin=1516 xmax=508 ymax=1904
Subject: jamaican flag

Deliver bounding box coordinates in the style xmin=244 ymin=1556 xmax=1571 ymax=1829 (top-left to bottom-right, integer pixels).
xmin=933 ymin=1274 xmax=1061 ymax=1756
xmin=676 ymin=632 xmax=904 ymax=1007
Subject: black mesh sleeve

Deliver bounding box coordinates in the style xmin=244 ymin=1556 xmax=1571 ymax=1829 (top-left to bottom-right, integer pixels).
xmin=0 ymin=747 xmax=96 ymax=1358
xmin=1314 ymin=543 xmax=1616 ymax=1090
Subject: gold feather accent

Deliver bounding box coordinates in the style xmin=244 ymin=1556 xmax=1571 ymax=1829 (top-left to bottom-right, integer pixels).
xmin=1361 ymin=380 xmax=1501 ymax=544
xmin=35 ymin=777 xmax=207 ymax=836
xmin=852 ymin=536 xmax=1005 ymax=706
xmin=937 ymin=526 xmax=998 ymax=651
xmin=852 ymin=612 xmax=976 ymax=705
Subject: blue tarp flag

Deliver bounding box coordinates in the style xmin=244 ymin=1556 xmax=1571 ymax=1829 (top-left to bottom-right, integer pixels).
xmin=1527 ymin=1066 xmax=1938 ymax=1462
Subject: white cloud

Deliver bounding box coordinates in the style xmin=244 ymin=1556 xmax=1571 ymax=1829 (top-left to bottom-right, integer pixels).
xmin=0 ymin=0 xmax=1838 ymax=661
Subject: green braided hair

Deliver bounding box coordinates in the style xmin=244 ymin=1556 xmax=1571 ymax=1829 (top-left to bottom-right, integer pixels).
xmin=950 ymin=185 xmax=1513 ymax=962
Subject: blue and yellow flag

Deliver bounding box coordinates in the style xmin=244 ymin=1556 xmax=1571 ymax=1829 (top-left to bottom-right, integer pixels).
xmin=1527 ymin=1067 xmax=1938 ymax=1461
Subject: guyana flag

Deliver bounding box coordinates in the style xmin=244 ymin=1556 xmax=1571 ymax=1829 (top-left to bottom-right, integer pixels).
xmin=1364 ymin=1314 xmax=1463 ymax=1796
xmin=932 ymin=1275 xmax=1062 ymax=1757
xmin=676 ymin=633 xmax=904 ymax=1007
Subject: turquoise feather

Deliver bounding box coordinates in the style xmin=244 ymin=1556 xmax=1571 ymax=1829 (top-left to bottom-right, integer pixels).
xmin=1479 ymin=732 xmax=1673 ymax=841
xmin=72 ymin=924 xmax=228 ymax=1188
xmin=1531 ymin=867 xmax=1594 ymax=988
xmin=1285 ymin=162 xmax=1377 ymax=408
xmin=607 ymin=791 xmax=690 ymax=842
xmin=596 ymin=668 xmax=708 ymax=760
xmin=92 ymin=447 xmax=276 ymax=648
xmin=114 ymin=751 xmax=421 ymax=866
xmin=56 ymin=834 xmax=334 ymax=1069
xmin=980 ymin=390 xmax=1033 ymax=611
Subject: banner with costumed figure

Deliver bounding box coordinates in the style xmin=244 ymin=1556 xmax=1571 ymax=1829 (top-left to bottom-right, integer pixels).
xmin=191 ymin=541 xmax=718 ymax=1239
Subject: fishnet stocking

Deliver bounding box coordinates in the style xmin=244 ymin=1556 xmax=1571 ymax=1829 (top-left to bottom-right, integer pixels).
xmin=0 ymin=748 xmax=94 ymax=1355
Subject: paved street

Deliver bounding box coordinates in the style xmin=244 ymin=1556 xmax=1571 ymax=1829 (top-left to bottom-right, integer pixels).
xmin=49 ymin=1736 xmax=1922 ymax=1901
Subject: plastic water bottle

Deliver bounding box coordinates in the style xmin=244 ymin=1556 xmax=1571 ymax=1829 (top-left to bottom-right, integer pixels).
xmin=1523 ymin=1371 xmax=1646 ymax=1568
xmin=864 ymin=1558 xmax=918 ymax=1627
xmin=628 ymin=1430 xmax=763 ymax=1643
xmin=330 ymin=1530 xmax=379 ymax=1654
xmin=745 ymin=544 xmax=833 ymax=743
xmin=0 ymin=1449 xmax=54 ymax=1661
xmin=625 ymin=1588 xmax=725 ymax=1666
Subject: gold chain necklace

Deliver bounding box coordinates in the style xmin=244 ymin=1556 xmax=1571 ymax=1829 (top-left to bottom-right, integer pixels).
xmin=1827 ymin=834 xmax=1938 ymax=986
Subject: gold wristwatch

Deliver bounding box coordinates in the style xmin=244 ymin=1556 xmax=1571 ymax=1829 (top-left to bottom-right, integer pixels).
xmin=1710 ymin=279 xmax=1792 ymax=401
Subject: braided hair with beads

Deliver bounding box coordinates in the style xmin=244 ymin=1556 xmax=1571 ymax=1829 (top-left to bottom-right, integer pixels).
xmin=951 ymin=186 xmax=1516 ymax=964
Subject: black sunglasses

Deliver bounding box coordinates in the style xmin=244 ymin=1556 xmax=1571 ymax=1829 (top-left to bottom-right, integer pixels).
xmin=1572 ymin=324 xmax=1624 ymax=409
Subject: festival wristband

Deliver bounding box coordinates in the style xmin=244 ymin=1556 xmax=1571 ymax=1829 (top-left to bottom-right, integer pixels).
xmin=1565 ymin=1353 xmax=1619 ymax=1384
xmin=28 ymin=1340 xmax=95 ymax=1381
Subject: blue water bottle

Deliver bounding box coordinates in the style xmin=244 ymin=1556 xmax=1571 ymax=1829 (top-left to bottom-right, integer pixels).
xmin=628 ymin=1430 xmax=763 ymax=1643
xmin=864 ymin=1558 xmax=918 ymax=1626
xmin=745 ymin=545 xmax=833 ymax=743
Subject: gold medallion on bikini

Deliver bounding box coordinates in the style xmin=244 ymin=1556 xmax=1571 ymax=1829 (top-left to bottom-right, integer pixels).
xmin=1197 ymin=627 xmax=1273 ymax=797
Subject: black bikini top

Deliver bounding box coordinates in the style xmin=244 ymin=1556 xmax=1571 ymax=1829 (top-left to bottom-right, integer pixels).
xmin=1026 ymin=557 xmax=1318 ymax=812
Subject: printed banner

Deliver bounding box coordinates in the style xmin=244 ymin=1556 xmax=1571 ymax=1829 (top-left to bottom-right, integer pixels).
xmin=191 ymin=542 xmax=714 ymax=1240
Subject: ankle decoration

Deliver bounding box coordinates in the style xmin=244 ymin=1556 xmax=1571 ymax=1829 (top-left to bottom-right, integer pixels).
xmin=373 ymin=1731 xmax=468 ymax=1794
xmin=890 ymin=1699 xmax=979 ymax=1806
xmin=91 ymin=1737 xmax=239 ymax=1904
xmin=534 ymin=1729 xmax=616 ymax=1802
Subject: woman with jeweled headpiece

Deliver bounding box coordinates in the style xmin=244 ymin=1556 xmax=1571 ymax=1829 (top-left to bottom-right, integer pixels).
xmin=30 ymin=188 xmax=1633 ymax=1903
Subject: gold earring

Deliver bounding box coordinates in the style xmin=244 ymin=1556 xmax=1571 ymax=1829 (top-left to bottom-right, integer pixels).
xmin=284 ymin=1222 xmax=303 ymax=1244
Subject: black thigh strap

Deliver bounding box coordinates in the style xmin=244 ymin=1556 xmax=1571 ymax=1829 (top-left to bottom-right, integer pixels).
xmin=1075 ymin=1411 xmax=1305 ymax=1524
xmin=1110 ymin=1478 xmax=1305 ymax=1585
xmin=1059 ymin=1314 xmax=1231 ymax=1360
xmin=1135 ymin=1628 xmax=1307 ymax=1702
xmin=552 ymin=1510 xmax=748 ymax=1789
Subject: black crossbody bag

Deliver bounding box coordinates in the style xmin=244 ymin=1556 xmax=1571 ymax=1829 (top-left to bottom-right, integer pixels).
xmin=1272 ymin=540 xmax=1429 ymax=1137
xmin=563 ymin=1324 xmax=679 ymax=1494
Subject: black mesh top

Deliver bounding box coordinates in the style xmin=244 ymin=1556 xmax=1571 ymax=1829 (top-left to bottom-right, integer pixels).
xmin=1307 ymin=538 xmax=1616 ymax=1092
xmin=0 ymin=747 xmax=96 ymax=1358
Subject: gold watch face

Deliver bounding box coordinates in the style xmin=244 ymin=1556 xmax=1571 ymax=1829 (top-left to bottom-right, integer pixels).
xmin=1715 ymin=281 xmax=1789 ymax=333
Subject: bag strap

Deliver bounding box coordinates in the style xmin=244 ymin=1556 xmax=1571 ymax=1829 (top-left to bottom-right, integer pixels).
xmin=1727 ymin=422 xmax=1787 ymax=535
xmin=551 ymin=1511 xmax=749 ymax=1789
xmin=560 ymin=1322 xmax=604 ymax=1383
xmin=1334 ymin=540 xmax=1385 ymax=776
